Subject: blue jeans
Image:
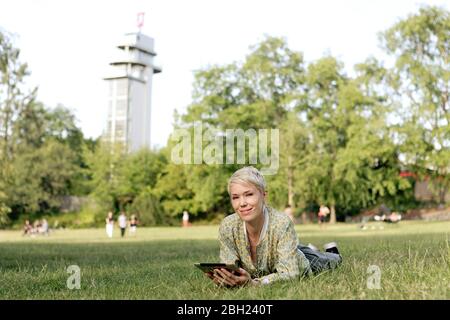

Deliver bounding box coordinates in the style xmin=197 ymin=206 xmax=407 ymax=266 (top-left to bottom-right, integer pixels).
xmin=298 ymin=244 xmax=342 ymax=274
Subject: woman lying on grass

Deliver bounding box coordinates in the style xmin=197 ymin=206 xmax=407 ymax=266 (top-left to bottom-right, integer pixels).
xmin=206 ymin=166 xmax=342 ymax=287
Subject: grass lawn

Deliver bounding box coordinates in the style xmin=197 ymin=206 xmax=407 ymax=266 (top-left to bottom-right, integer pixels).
xmin=0 ymin=220 xmax=448 ymax=299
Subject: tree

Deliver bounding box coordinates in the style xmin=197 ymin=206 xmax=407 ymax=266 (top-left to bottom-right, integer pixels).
xmin=266 ymin=112 xmax=309 ymax=212
xmin=0 ymin=31 xmax=36 ymax=219
xmin=7 ymin=138 xmax=79 ymax=214
xmin=0 ymin=190 xmax=11 ymax=227
xmin=153 ymin=162 xmax=196 ymax=217
xmin=84 ymin=141 xmax=125 ymax=217
xmin=84 ymin=141 xmax=170 ymax=225
xmin=380 ymin=5 xmax=450 ymax=203
xmin=130 ymin=187 xmax=167 ymax=226
xmin=168 ymin=36 xmax=306 ymax=219
xmin=296 ymin=56 xmax=405 ymax=222
xmin=0 ymin=31 xmax=35 ymax=162
xmin=115 ymin=148 xmax=167 ymax=208
xmin=1 ymin=97 xmax=88 ymax=219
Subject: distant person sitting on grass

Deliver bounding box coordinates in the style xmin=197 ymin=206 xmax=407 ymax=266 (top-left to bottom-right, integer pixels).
xmin=23 ymin=220 xmax=32 ymax=236
xmin=32 ymin=220 xmax=41 ymax=236
xmin=386 ymin=212 xmax=402 ymax=223
xmin=374 ymin=209 xmax=401 ymax=224
xmin=205 ymin=166 xmax=342 ymax=287
xmin=39 ymin=219 xmax=49 ymax=235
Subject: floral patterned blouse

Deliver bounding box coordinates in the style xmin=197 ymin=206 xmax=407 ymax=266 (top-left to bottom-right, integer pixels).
xmin=219 ymin=206 xmax=312 ymax=285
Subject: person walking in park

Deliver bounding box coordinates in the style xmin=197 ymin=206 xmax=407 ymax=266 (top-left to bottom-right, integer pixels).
xmin=129 ymin=214 xmax=138 ymax=236
xmin=204 ymin=166 xmax=342 ymax=287
xmin=318 ymin=204 xmax=330 ymax=228
xmin=182 ymin=210 xmax=190 ymax=227
xmin=105 ymin=211 xmax=114 ymax=238
xmin=118 ymin=211 xmax=128 ymax=238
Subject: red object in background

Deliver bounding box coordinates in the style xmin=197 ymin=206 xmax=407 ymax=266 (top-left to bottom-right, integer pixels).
xmin=399 ymin=171 xmax=416 ymax=178
xmin=137 ymin=12 xmax=145 ymax=29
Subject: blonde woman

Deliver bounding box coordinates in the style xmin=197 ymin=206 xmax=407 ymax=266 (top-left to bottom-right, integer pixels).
xmin=206 ymin=166 xmax=342 ymax=287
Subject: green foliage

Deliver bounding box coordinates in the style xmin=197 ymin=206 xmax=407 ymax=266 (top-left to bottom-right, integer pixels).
xmin=153 ymin=162 xmax=195 ymax=216
xmin=7 ymin=138 xmax=79 ymax=213
xmin=169 ymin=36 xmax=307 ymax=218
xmin=2 ymin=101 xmax=86 ymax=217
xmin=115 ymin=148 xmax=167 ymax=202
xmin=186 ymin=35 xmax=305 ymax=129
xmin=266 ymin=112 xmax=309 ymax=210
xmin=42 ymin=209 xmax=96 ymax=229
xmin=0 ymin=30 xmax=96 ymax=225
xmin=129 ymin=187 xmax=168 ymax=226
xmin=292 ymin=54 xmax=405 ymax=221
xmin=83 ymin=141 xmax=125 ymax=213
xmin=1 ymin=6 xmax=449 ymax=227
xmin=380 ymin=5 xmax=450 ymax=203
xmin=85 ymin=143 xmax=169 ymax=222
xmin=0 ymin=197 xmax=11 ymax=228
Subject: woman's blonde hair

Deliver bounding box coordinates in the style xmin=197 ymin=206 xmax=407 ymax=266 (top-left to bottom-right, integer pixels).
xmin=227 ymin=166 xmax=266 ymax=195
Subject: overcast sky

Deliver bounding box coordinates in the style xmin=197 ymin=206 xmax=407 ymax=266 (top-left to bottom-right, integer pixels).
xmin=0 ymin=0 xmax=448 ymax=148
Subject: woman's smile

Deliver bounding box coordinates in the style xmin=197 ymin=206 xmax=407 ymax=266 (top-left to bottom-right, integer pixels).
xmin=239 ymin=207 xmax=254 ymax=215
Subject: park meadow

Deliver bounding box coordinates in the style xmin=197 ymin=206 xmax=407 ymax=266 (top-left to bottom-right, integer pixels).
xmin=0 ymin=5 xmax=449 ymax=302
xmin=0 ymin=220 xmax=448 ymax=300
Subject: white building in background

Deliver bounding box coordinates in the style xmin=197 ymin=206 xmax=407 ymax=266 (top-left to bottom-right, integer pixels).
xmin=104 ymin=32 xmax=161 ymax=152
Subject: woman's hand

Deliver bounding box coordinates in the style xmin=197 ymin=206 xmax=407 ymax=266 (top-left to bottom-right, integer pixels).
xmin=206 ymin=268 xmax=254 ymax=288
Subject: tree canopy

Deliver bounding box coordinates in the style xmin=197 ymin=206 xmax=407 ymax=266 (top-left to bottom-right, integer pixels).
xmin=0 ymin=5 xmax=448 ymax=227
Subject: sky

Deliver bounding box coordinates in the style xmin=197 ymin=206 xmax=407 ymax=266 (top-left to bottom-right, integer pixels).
xmin=0 ymin=0 xmax=448 ymax=148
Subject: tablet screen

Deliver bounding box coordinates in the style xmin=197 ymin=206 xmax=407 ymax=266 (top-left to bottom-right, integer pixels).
xmin=194 ymin=262 xmax=240 ymax=273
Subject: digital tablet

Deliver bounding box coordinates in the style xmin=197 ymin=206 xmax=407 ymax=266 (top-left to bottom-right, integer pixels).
xmin=194 ymin=262 xmax=240 ymax=273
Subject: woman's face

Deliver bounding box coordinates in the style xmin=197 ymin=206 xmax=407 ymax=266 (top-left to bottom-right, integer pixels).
xmin=229 ymin=182 xmax=266 ymax=223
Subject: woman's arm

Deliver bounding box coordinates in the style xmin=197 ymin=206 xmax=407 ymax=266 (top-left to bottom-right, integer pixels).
xmin=207 ymin=220 xmax=253 ymax=287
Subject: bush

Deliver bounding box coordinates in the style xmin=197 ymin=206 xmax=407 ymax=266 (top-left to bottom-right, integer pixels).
xmin=44 ymin=198 xmax=100 ymax=229
xmin=130 ymin=188 xmax=168 ymax=226
xmin=0 ymin=203 xmax=11 ymax=229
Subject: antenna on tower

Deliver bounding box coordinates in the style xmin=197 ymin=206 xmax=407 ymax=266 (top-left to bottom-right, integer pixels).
xmin=137 ymin=12 xmax=145 ymax=33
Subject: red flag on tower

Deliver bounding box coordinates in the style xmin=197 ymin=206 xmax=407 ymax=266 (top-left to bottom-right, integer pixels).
xmin=137 ymin=12 xmax=145 ymax=31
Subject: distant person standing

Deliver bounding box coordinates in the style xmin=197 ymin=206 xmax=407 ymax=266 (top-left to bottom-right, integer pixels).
xmin=129 ymin=214 xmax=138 ymax=236
xmin=106 ymin=211 xmax=114 ymax=238
xmin=118 ymin=211 xmax=128 ymax=237
xmin=182 ymin=210 xmax=190 ymax=227
xmin=318 ymin=205 xmax=330 ymax=227
xmin=284 ymin=204 xmax=295 ymax=223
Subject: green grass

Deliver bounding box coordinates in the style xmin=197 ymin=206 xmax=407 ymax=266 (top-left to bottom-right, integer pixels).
xmin=0 ymin=221 xmax=449 ymax=299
